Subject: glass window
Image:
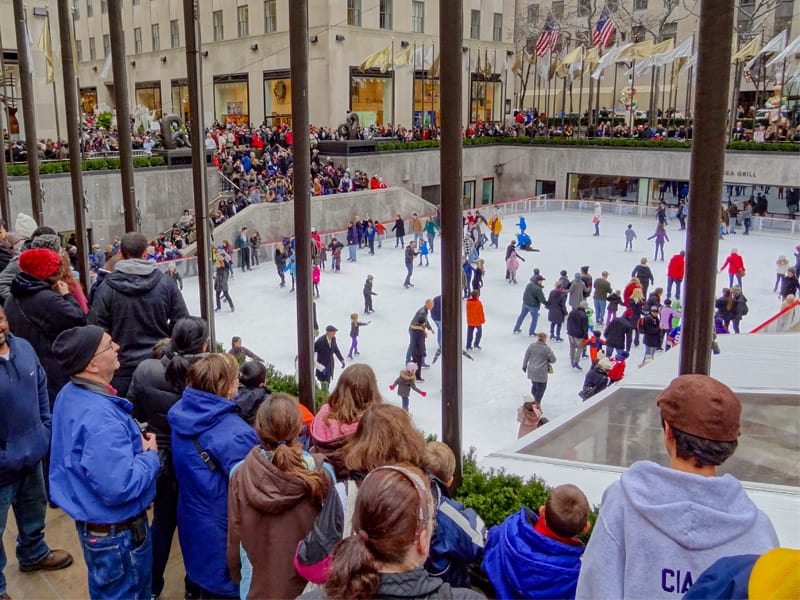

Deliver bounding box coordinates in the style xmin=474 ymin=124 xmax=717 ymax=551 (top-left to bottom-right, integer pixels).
xmin=151 ymin=24 xmax=160 ymax=51
xmin=552 ymin=1 xmax=564 ymax=19
xmin=134 ymin=28 xmax=142 ymax=53
xmin=73 ymin=0 xmax=80 ymax=19
xmin=170 ymin=19 xmax=180 ymax=48
xmin=133 ymin=0 xmax=140 ymax=5
xmin=80 ymin=87 xmax=97 ymax=114
xmin=632 ymin=25 xmax=647 ymax=42
xmin=634 ymin=0 xmax=648 ymax=9
xmin=348 ymin=0 xmax=362 ymax=26
xmin=380 ymin=0 xmax=393 ymax=30
xmin=492 ymin=12 xmax=503 ymax=42
xmin=350 ymin=69 xmax=393 ymax=126
xmin=135 ymin=81 xmax=163 ymax=119
xmin=238 ymin=5 xmax=249 ymax=38
xmin=413 ymin=70 xmax=440 ymax=127
xmin=86 ymin=0 xmax=93 ymax=18
xmin=264 ymin=71 xmax=292 ymax=125
xmin=470 ymin=10 xmax=480 ymax=39
xmin=171 ymin=79 xmax=190 ymax=123
xmin=102 ymin=33 xmax=110 ymax=57
xmin=264 ymin=0 xmax=277 ymax=33
xmin=89 ymin=37 xmax=96 ymax=60
xmin=76 ymin=39 xmax=83 ymax=62
xmin=527 ymin=4 xmax=539 ymax=24
xmin=214 ymin=75 xmax=250 ymax=125
xmin=482 ymin=178 xmax=494 ymax=205
xmin=660 ymin=22 xmax=677 ymax=42
xmin=412 ymin=1 xmax=424 ymax=33
xmin=100 ymin=0 xmax=107 ymax=14
xmin=470 ymin=74 xmax=502 ymax=123
xmin=213 ymin=10 xmax=224 ymax=42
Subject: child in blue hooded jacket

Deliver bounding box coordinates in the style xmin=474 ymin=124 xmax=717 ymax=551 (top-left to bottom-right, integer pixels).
xmin=482 ymin=484 xmax=590 ymax=599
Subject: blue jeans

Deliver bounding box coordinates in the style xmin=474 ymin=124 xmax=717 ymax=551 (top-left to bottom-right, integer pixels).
xmin=404 ymin=262 xmax=414 ymax=287
xmin=77 ymin=518 xmax=152 ymax=600
xmin=513 ymin=305 xmax=540 ymax=335
xmin=433 ymin=320 xmax=442 ymax=347
xmin=667 ymin=278 xmax=682 ymax=300
xmin=593 ymin=300 xmax=607 ymax=324
xmin=427 ymin=233 xmax=435 ymax=253
xmin=0 ymin=462 xmax=50 ymax=595
xmin=728 ymin=273 xmax=743 ymax=289
xmin=348 ymin=245 xmax=357 ymax=261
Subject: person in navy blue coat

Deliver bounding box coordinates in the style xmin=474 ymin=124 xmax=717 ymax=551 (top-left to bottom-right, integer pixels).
xmin=482 ymin=484 xmax=590 ymax=599
xmin=168 ymin=353 xmax=259 ymax=599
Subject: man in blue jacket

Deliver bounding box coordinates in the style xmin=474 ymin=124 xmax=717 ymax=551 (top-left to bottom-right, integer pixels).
xmin=0 ymin=307 xmax=73 ymax=600
xmin=49 ymin=325 xmax=160 ymax=600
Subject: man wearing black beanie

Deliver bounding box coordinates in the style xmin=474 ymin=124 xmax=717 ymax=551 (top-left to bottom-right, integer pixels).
xmin=49 ymin=325 xmax=159 ymax=599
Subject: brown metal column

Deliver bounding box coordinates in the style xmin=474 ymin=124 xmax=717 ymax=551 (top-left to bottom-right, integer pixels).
xmin=108 ymin=0 xmax=137 ymax=232
xmin=182 ymin=0 xmax=215 ymax=347
xmin=57 ymin=1 xmax=91 ymax=294
xmin=0 ymin=106 xmax=10 ymax=225
xmin=289 ymin=0 xmax=314 ymax=412
xmin=12 ymin=0 xmax=43 ymax=224
xmin=440 ymin=0 xmax=464 ymax=485
xmin=680 ymin=0 xmax=734 ymax=375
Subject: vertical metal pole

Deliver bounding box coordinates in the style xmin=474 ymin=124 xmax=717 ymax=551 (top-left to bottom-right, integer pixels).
xmin=108 ymin=0 xmax=136 ymax=232
xmin=440 ymin=0 xmax=463 ymax=486
xmin=289 ymin=0 xmax=314 ymax=412
xmin=680 ymin=0 xmax=734 ymax=375
xmin=57 ymin=1 xmax=91 ymax=294
xmin=183 ymin=0 xmax=215 ymax=346
xmin=12 ymin=0 xmax=43 ymax=224
xmin=0 ymin=100 xmax=10 ymax=225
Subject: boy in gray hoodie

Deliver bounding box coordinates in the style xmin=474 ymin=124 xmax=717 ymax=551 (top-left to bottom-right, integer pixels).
xmin=575 ymin=374 xmax=778 ymax=600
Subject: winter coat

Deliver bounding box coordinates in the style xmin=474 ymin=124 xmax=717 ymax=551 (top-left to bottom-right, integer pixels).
xmin=605 ymin=315 xmax=634 ymax=350
xmin=522 ymin=341 xmax=557 ymax=383
xmin=631 ymin=264 xmax=654 ymax=288
xmin=227 ymin=446 xmax=329 ymax=600
xmin=667 ymin=254 xmax=685 ymax=280
xmin=523 ymin=281 xmax=548 ymax=309
xmin=407 ymin=326 xmax=427 ymax=362
xmin=89 ymin=259 xmax=189 ymax=388
xmin=4 ymin=272 xmax=87 ymax=403
xmin=641 ymin=313 xmax=661 ymax=348
xmin=721 ymin=252 xmax=745 ymax=275
xmin=466 ymin=297 xmax=486 ymax=327
xmin=580 ymin=274 xmax=593 ymax=298
xmin=168 ymin=386 xmax=259 ymax=597
xmin=607 ymin=292 xmax=622 ymax=312
xmin=363 ymin=279 xmax=376 ymax=297
xmin=299 ymin=567 xmax=484 ymax=600
xmin=593 ymin=277 xmax=612 ymax=301
xmin=405 ymin=245 xmax=418 ymax=265
xmin=483 ymin=507 xmax=584 ymax=600
xmin=567 ymin=279 xmax=587 ymax=309
xmin=781 ymin=275 xmax=799 ymax=298
xmin=647 ymin=230 xmax=670 ymax=244
xmin=732 ymin=294 xmax=749 ymax=320
xmin=392 ymin=217 xmax=406 ymax=236
xmin=215 ymin=265 xmax=230 ymax=292
xmin=314 ymin=335 xmax=345 ymax=382
xmin=127 ymin=357 xmax=183 ymax=450
xmin=547 ymin=289 xmax=568 ymax=324
xmin=582 ymin=367 xmax=610 ymax=399
xmin=471 ymin=269 xmax=484 ymax=290
xmin=566 ymin=307 xmax=589 ymax=339
xmin=0 ymin=334 xmax=50 ymax=486
xmin=575 ymin=461 xmax=778 ymax=600
xmin=233 ymin=386 xmax=269 ymax=426
xmin=309 ymin=403 xmax=359 ymax=480
xmin=392 ymin=370 xmax=423 ymax=398
xmin=715 ymin=295 xmax=737 ymax=322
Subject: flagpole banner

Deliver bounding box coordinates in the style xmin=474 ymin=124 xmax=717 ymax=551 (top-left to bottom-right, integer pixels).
xmin=25 ymin=22 xmax=35 ymax=78
xmin=766 ymin=33 xmax=800 ymax=68
xmin=745 ymin=30 xmax=787 ymax=71
xmin=731 ymin=36 xmax=761 ymax=63
xmin=536 ymin=15 xmax=559 ymax=57
xmin=37 ymin=17 xmax=55 ymax=84
xmin=592 ymin=9 xmax=616 ymax=49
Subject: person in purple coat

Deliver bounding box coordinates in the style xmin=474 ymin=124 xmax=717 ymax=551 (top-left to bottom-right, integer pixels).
xmin=647 ymin=224 xmax=670 ymax=262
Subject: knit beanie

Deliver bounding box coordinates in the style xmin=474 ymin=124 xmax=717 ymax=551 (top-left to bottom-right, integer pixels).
xmin=31 ymin=233 xmax=62 ymax=252
xmin=406 ymin=361 xmax=418 ymax=373
xmin=19 ymin=248 xmax=62 ymax=281
xmin=51 ymin=325 xmax=106 ymax=375
xmin=13 ymin=213 xmax=37 ymax=238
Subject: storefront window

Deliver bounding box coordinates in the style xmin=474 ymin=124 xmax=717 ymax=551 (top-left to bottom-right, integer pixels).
xmin=568 ymin=173 xmax=641 ymax=202
xmin=264 ymin=70 xmax=292 ymax=126
xmin=80 ymin=87 xmax=98 ymax=116
xmin=350 ymin=68 xmax=393 ymax=127
xmin=470 ymin=73 xmax=501 ymax=123
xmin=413 ymin=70 xmax=440 ymax=128
xmin=135 ymin=81 xmax=163 ymax=119
xmin=170 ymin=79 xmax=190 ymax=123
xmin=214 ymin=74 xmax=249 ymax=125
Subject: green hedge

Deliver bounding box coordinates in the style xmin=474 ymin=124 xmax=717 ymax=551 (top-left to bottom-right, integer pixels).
xmin=264 ymin=363 xmax=329 ymax=412
xmin=377 ymin=137 xmax=798 ymax=152
xmin=455 ymin=448 xmax=598 ymax=543
xmin=6 ymin=155 xmax=169 ymax=177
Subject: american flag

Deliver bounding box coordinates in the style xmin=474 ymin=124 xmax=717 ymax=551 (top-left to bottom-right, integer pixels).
xmin=535 ymin=16 xmax=560 ymax=57
xmin=592 ymin=9 xmax=616 ymax=48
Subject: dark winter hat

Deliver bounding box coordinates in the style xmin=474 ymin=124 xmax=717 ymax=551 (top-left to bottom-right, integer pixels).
xmin=534 ymin=275 xmax=545 ymax=281
xmin=325 ymin=325 xmax=338 ymax=332
xmin=574 ymin=272 xmax=582 ymax=279
xmin=51 ymin=325 xmax=106 ymax=376
xmin=31 ymin=233 xmax=62 ymax=252
xmin=657 ymin=374 xmax=741 ymax=442
xmin=19 ymin=248 xmax=61 ymax=281
xmin=650 ymin=305 xmax=660 ymax=312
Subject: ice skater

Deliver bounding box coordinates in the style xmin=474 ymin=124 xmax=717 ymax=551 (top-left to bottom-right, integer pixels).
xmin=647 ymin=223 xmax=669 ymax=261
xmin=418 ymin=240 xmax=430 ymax=266
xmin=389 ymin=362 xmax=427 ymax=411
xmin=404 ymin=241 xmax=418 ymax=288
xmin=593 ymin=202 xmax=602 ymax=236
xmin=363 ymin=274 xmax=377 ymax=313
xmin=347 ymin=313 xmax=371 ymax=359
xmin=624 ymin=224 xmax=637 ymax=251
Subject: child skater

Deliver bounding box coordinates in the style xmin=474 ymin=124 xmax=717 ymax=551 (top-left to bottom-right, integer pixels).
xmin=312 ymin=263 xmax=321 ymax=298
xmin=624 ymin=224 xmax=637 ymax=251
xmin=418 ymin=240 xmax=430 ymax=266
xmin=472 ymin=258 xmax=485 ymax=291
xmin=389 ymin=362 xmax=427 ymax=411
xmin=506 ymin=251 xmax=520 ymax=284
xmin=347 ymin=313 xmax=371 ymax=359
xmin=363 ymin=274 xmax=377 ymax=314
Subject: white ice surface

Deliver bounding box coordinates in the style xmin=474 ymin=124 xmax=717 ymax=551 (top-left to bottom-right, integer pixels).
xmin=182 ymin=211 xmax=797 ymax=459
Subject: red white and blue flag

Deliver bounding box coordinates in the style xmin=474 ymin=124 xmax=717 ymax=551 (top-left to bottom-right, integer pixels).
xmin=592 ymin=9 xmax=616 ymax=48
xmin=535 ymin=15 xmax=560 ymax=57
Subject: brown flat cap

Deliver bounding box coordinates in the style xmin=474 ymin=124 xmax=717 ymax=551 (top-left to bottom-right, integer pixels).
xmin=656 ymin=374 xmax=741 ymax=442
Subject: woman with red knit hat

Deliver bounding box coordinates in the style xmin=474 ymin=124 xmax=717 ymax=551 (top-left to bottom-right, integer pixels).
xmin=4 ymin=248 xmax=86 ymax=405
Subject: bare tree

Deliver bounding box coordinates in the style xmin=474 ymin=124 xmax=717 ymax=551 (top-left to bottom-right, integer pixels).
xmin=511 ymin=2 xmax=540 ymax=110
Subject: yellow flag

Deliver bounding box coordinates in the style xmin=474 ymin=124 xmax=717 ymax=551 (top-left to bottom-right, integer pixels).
xmin=430 ymin=53 xmax=441 ymax=77
xmin=512 ymin=52 xmax=524 ymax=77
xmin=561 ymin=45 xmax=584 ymax=65
xmin=731 ymin=36 xmax=760 ymax=62
xmin=648 ymin=39 xmax=674 ymax=58
xmin=359 ymin=45 xmax=391 ymax=72
xmin=617 ymin=40 xmax=654 ymax=60
xmin=584 ymin=47 xmax=599 ymax=71
xmin=393 ymin=46 xmax=413 ymax=67
xmin=37 ymin=17 xmax=54 ymax=84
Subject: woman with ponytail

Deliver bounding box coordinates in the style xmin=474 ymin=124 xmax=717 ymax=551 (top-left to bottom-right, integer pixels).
xmin=227 ymin=394 xmax=332 ymax=599
xmin=300 ymin=465 xmax=484 ymax=600
xmin=128 ymin=316 xmax=210 ymax=599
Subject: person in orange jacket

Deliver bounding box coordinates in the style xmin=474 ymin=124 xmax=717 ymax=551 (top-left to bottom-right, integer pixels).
xmin=466 ymin=289 xmax=486 ymax=351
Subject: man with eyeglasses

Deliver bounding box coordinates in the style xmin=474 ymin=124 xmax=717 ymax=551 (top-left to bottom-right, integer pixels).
xmin=0 ymin=306 xmax=74 ymax=600
xmin=49 ymin=325 xmax=159 ymax=599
